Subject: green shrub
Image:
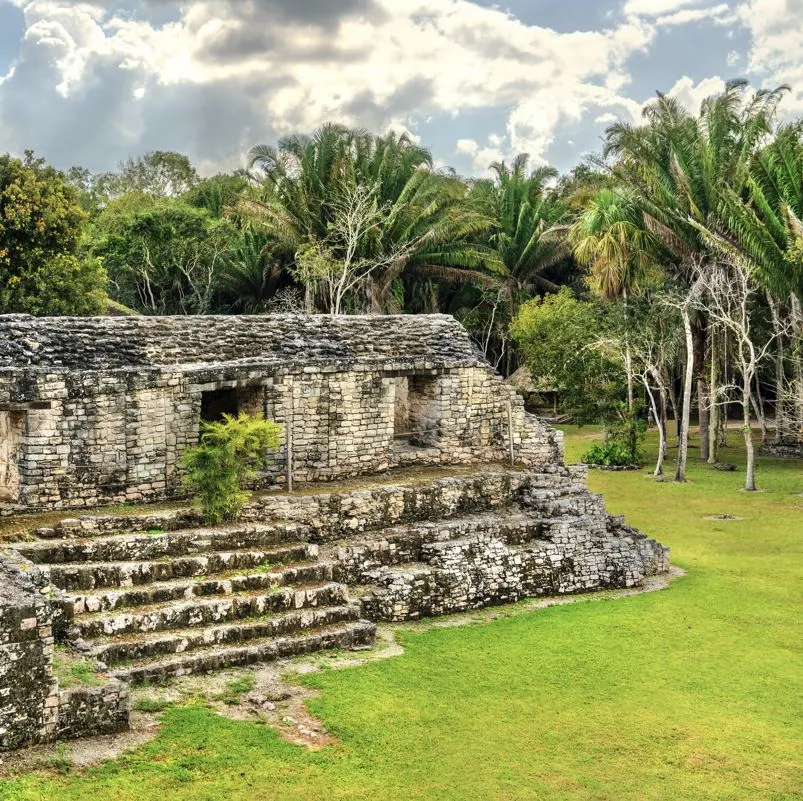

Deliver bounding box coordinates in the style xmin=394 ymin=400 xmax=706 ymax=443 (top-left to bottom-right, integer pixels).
xmin=583 ymin=440 xmax=639 ymax=467
xmin=216 ymin=673 xmax=256 ymax=705
xmin=583 ymin=412 xmax=646 ymax=467
xmin=134 ymin=697 xmax=172 ymax=713
xmin=181 ymin=413 xmax=281 ymax=524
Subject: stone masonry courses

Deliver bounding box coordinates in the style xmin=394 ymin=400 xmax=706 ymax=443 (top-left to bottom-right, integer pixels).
xmin=0 ymin=314 xmax=670 ymax=750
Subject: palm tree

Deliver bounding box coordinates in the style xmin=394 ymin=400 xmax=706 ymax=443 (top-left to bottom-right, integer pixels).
xmin=569 ymin=186 xmax=659 ymax=299
xmin=601 ymin=80 xmax=788 ymax=478
xmin=242 ymin=125 xmax=491 ymax=314
xmin=470 ymin=155 xmax=568 ymax=311
xmin=220 ymin=228 xmax=285 ymax=313
xmin=693 ymin=123 xmax=803 ymax=443
xmin=446 ymin=155 xmax=568 ymax=371
xmin=569 ymin=186 xmax=661 ymax=414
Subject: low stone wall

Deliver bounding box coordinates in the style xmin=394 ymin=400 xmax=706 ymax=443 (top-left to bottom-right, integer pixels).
xmin=360 ymin=519 xmax=669 ymax=622
xmin=35 ymin=470 xmax=530 ymax=542
xmin=758 ymin=441 xmax=802 ymax=459
xmin=56 ymin=683 xmax=129 ymax=742
xmin=0 ymin=551 xmax=130 ymax=751
xmin=0 ymin=551 xmax=58 ymax=750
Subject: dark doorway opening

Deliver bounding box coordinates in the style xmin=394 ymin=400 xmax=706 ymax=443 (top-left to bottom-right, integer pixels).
xmin=200 ymin=388 xmax=239 ymax=423
xmin=393 ymin=374 xmax=440 ymax=448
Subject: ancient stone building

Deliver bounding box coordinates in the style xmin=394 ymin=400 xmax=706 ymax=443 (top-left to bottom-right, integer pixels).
xmin=0 ymin=314 xmax=559 ymax=511
xmin=0 ymin=314 xmax=669 ymax=750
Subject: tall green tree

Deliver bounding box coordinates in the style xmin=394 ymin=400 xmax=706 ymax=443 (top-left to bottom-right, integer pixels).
xmin=469 ymin=156 xmax=568 ymax=310
xmin=450 ymin=155 xmax=570 ymax=371
xmin=0 ymin=152 xmax=106 ymax=315
xmin=244 ymin=125 xmax=490 ymax=314
xmin=601 ymin=80 xmax=788 ymax=477
xmin=88 ymin=194 xmax=234 ymax=315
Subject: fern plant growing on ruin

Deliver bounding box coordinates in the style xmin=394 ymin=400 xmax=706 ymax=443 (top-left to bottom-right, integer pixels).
xmin=181 ymin=413 xmax=282 ymax=523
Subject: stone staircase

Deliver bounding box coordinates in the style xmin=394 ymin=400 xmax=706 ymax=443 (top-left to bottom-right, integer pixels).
xmin=7 ymin=467 xmax=669 ymax=686
xmin=16 ymin=522 xmax=375 ymax=685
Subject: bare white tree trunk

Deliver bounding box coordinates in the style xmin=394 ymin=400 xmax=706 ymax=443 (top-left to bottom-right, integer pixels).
xmin=708 ymin=326 xmax=719 ymax=464
xmin=676 ymin=305 xmax=695 ymax=483
xmin=742 ymin=370 xmax=756 ymax=492
xmin=644 ymin=377 xmax=665 ymax=477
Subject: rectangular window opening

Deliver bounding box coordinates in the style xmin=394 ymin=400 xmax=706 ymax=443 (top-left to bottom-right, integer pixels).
xmin=200 ymin=388 xmax=240 ymax=424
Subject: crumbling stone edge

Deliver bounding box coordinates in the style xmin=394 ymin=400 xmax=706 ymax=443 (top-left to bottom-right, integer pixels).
xmin=0 ymin=551 xmax=129 ymax=752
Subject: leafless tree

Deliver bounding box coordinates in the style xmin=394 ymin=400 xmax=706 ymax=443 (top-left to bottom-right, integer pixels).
xmin=661 ymin=274 xmax=705 ymax=482
xmin=293 ymin=184 xmax=419 ymax=315
xmin=693 ymin=262 xmax=791 ymax=490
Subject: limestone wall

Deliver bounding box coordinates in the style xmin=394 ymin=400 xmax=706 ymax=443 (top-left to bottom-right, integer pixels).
xmin=1 ymin=361 xmax=562 ymax=511
xmin=0 ymin=551 xmax=129 ymax=750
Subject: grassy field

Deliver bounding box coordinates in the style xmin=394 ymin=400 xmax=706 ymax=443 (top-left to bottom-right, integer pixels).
xmin=1 ymin=428 xmax=801 ymax=800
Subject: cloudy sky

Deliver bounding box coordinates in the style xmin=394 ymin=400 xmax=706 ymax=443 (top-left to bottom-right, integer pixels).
xmin=0 ymin=0 xmax=800 ymax=177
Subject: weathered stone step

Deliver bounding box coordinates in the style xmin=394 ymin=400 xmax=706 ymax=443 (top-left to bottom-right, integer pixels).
xmin=44 ymin=543 xmax=316 ymax=591
xmin=90 ymin=604 xmax=361 ymax=665
xmin=68 ymin=560 xmax=335 ymax=615
xmin=110 ymin=620 xmax=377 ymax=684
xmin=329 ymin=510 xmax=546 ymax=583
xmin=73 ymin=583 xmax=350 ymax=640
xmin=18 ymin=523 xmax=304 ymax=565
xmin=521 ymin=488 xmax=606 ymax=519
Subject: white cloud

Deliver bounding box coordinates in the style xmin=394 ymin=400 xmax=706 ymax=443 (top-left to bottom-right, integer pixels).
xmin=595 ymin=112 xmax=619 ymax=123
xmin=456 ymin=137 xmax=507 ymax=173
xmin=623 ymin=0 xmax=706 ymax=16
xmin=737 ymin=0 xmax=803 ymax=114
xmin=655 ymin=3 xmax=735 ymax=25
xmin=0 ymin=0 xmax=665 ymax=172
xmin=665 ymin=74 xmax=727 ymax=112
xmin=727 ymin=49 xmax=741 ymax=66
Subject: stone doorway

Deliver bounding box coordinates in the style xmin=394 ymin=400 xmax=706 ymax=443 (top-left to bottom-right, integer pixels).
xmin=200 ymin=385 xmax=266 ymax=425
xmin=393 ymin=374 xmax=440 ymax=447
xmin=0 ymin=410 xmax=24 ymax=503
xmin=200 ymin=388 xmax=239 ymax=423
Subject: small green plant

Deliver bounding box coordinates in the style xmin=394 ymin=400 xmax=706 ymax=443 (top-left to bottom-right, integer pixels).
xmin=146 ymin=528 xmax=165 ymax=536
xmin=134 ymin=697 xmax=172 ymax=713
xmin=216 ymin=673 xmax=256 ymax=705
xmin=182 ymin=413 xmax=281 ymax=524
xmin=583 ymin=440 xmax=640 ymax=467
xmin=52 ymin=648 xmax=104 ymax=689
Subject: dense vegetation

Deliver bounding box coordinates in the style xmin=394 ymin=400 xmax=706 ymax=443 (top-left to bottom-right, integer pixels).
xmin=1 ymin=81 xmax=801 ymax=484
xmin=2 ymin=427 xmax=800 ymax=801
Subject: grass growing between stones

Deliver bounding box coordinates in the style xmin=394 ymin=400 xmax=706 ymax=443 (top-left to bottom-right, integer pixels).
xmin=51 ymin=648 xmax=105 ymax=690
xmin=1 ymin=428 xmax=800 ymax=800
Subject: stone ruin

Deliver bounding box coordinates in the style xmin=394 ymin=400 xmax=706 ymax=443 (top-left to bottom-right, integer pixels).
xmin=0 ymin=313 xmax=669 ymax=750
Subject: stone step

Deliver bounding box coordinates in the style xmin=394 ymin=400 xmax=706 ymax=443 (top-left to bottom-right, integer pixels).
xmin=329 ymin=510 xmax=546 ymax=583
xmin=73 ymin=583 xmax=350 ymax=640
xmin=521 ymin=488 xmax=606 ymax=519
xmin=44 ymin=543 xmax=316 ymax=591
xmin=68 ymin=560 xmax=335 ymax=615
xmin=90 ymin=604 xmax=362 ymax=666
xmin=110 ymin=620 xmax=377 ymax=684
xmin=18 ymin=523 xmax=304 ymax=565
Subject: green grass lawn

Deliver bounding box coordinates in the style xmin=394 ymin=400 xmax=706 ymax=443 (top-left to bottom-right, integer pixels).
xmin=2 ymin=428 xmax=801 ymax=801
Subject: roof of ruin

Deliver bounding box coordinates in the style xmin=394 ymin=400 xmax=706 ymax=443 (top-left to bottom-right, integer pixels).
xmin=0 ymin=314 xmax=485 ymax=373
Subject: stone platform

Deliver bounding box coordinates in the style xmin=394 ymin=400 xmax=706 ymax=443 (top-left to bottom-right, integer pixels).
xmin=1 ymin=465 xmax=669 ymax=748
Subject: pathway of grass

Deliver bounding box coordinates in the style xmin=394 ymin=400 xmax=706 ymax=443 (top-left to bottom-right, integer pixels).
xmin=1 ymin=428 xmax=800 ymax=800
